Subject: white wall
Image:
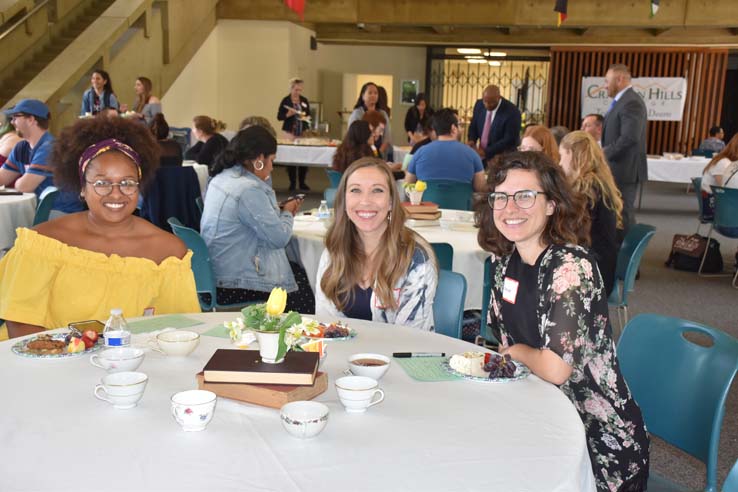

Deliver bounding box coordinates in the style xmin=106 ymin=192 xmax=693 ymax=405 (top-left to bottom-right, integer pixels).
xmin=162 ymin=20 xmax=427 ymax=144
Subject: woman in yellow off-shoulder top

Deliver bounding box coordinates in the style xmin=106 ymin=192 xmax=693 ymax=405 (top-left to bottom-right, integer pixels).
xmin=0 ymin=117 xmax=200 ymax=340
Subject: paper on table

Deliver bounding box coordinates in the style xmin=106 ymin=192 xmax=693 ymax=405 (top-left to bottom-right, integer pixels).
xmin=127 ymin=315 xmax=203 ymax=334
xmin=394 ymin=357 xmax=462 ymax=382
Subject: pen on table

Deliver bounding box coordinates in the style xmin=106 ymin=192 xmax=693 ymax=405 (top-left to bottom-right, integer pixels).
xmin=392 ymin=352 xmax=445 ymax=358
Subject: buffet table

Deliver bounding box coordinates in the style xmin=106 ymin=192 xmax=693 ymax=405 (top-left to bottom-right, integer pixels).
xmin=0 ymin=192 xmax=36 ymax=252
xmin=276 ymin=144 xmax=411 ymax=168
xmin=292 ymin=212 xmax=489 ymax=310
xmin=0 ymin=312 xmax=595 ymax=491
xmin=647 ymin=156 xmax=710 ymax=184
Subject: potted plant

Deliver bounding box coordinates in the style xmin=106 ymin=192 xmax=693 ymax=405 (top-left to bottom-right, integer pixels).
xmin=404 ymin=180 xmax=427 ymax=205
xmin=225 ymin=288 xmax=318 ymax=363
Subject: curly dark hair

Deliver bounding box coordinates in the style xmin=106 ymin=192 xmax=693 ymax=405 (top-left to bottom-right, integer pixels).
xmin=52 ymin=117 xmax=160 ymax=194
xmin=332 ymin=120 xmax=373 ymax=172
xmin=474 ymin=151 xmax=590 ymax=256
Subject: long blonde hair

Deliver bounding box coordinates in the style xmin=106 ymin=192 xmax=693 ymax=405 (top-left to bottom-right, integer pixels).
xmin=703 ymin=133 xmax=738 ymax=174
xmin=135 ymin=77 xmax=153 ymax=113
xmin=560 ymin=131 xmax=624 ymax=228
xmin=523 ymin=125 xmax=560 ymax=163
xmin=321 ymin=157 xmax=422 ymax=311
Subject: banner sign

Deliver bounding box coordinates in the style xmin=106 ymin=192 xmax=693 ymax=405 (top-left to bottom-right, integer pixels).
xmin=581 ymin=77 xmax=687 ymax=121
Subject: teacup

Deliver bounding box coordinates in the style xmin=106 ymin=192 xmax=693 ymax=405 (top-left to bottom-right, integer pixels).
xmin=171 ymin=390 xmax=217 ymax=431
xmin=280 ymin=401 xmax=329 ymax=439
xmin=335 ymin=376 xmax=385 ymax=413
xmin=149 ymin=330 xmax=200 ymax=357
xmin=348 ymin=353 xmax=390 ymax=380
xmin=94 ymin=371 xmax=148 ymax=409
xmin=90 ymin=347 xmax=145 ymax=373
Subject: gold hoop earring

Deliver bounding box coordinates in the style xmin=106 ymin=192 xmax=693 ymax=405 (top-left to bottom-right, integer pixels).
xmin=254 ymin=160 xmax=265 ymax=171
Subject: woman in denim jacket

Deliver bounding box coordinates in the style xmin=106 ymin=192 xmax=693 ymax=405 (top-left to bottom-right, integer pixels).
xmin=200 ymin=126 xmax=315 ymax=312
xmin=316 ymin=157 xmax=437 ymax=330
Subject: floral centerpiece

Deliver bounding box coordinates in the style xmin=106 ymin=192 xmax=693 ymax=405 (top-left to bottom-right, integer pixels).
xmin=224 ymin=288 xmax=319 ymax=363
xmin=404 ymin=180 xmax=427 ymax=205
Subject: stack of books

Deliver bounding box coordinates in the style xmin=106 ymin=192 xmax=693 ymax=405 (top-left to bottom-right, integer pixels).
xmin=402 ymin=202 xmax=440 ymax=220
xmin=198 ymin=349 xmax=327 ymax=408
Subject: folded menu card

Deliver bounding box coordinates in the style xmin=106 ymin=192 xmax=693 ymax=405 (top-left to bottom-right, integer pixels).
xmin=203 ymin=349 xmax=319 ymax=386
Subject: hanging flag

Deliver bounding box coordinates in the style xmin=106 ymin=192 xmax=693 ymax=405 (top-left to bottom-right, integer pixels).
xmin=284 ymin=0 xmax=305 ymax=21
xmin=554 ymin=0 xmax=568 ymax=27
xmin=650 ymin=0 xmax=660 ymax=17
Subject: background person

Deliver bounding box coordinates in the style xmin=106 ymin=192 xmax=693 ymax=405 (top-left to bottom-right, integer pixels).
xmin=520 ymin=125 xmax=560 ymax=163
xmin=0 ymin=117 xmax=21 ymax=168
xmin=475 ymin=151 xmax=649 ymax=492
xmin=332 ymin=120 xmax=373 ymax=173
xmin=559 ymin=131 xmax=623 ymax=296
xmin=698 ymin=126 xmax=726 ymax=154
xmin=240 ymin=115 xmax=277 ymax=137
xmin=185 ymin=115 xmax=228 ymax=171
xmin=200 ymin=126 xmax=314 ymax=313
xmin=316 ymin=157 xmax=437 ymax=331
xmin=80 ymin=69 xmax=119 ymax=116
xmin=277 ymin=78 xmax=311 ymax=192
xmin=467 ymin=84 xmax=521 ymax=166
xmin=120 ymin=76 xmax=162 ymax=125
xmin=150 ymin=113 xmax=182 ymax=167
xmin=404 ymin=92 xmax=433 ymax=144
xmin=700 ymin=133 xmax=738 ymax=218
xmin=348 ymin=82 xmax=392 ymax=159
xmin=581 ymin=113 xmax=604 ymax=145
xmin=0 ymin=116 xmax=200 ymax=340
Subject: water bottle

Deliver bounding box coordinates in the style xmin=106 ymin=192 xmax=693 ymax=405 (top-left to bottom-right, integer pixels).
xmin=317 ymin=200 xmax=330 ymax=220
xmin=103 ymin=308 xmax=131 ymax=347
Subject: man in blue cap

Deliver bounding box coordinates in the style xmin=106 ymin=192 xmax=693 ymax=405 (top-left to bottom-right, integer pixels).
xmin=0 ymin=99 xmax=83 ymax=215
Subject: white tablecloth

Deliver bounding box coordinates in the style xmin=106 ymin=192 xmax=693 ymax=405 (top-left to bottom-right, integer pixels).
xmin=182 ymin=160 xmax=209 ymax=198
xmin=276 ymin=145 xmax=411 ymax=168
xmin=647 ymin=156 xmax=710 ymax=184
xmin=293 ymin=211 xmax=489 ymax=310
xmin=0 ymin=312 xmax=595 ymax=491
xmin=0 ymin=192 xmax=36 ymax=251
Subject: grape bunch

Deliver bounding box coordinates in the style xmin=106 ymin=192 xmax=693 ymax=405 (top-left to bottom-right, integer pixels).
xmin=483 ymin=354 xmax=517 ymax=379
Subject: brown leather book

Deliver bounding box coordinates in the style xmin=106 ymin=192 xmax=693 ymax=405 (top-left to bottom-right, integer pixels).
xmin=401 ymin=202 xmax=439 ymax=214
xmin=408 ymin=211 xmax=442 ymax=220
xmin=203 ymin=349 xmax=319 ymax=385
xmin=196 ymin=372 xmax=328 ymax=409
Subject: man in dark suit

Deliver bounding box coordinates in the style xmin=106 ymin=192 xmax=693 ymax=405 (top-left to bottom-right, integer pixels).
xmin=467 ymin=85 xmax=521 ymax=166
xmin=602 ymin=64 xmax=647 ymax=234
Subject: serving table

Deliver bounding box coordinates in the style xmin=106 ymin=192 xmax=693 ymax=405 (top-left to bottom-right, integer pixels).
xmin=0 ymin=192 xmax=36 ymax=252
xmin=0 ymin=312 xmax=595 ymax=491
xmin=292 ymin=212 xmax=489 ymax=310
xmin=647 ymin=155 xmax=710 ymax=184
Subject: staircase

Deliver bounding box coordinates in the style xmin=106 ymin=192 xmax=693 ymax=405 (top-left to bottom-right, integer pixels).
xmin=0 ymin=0 xmax=115 ymax=107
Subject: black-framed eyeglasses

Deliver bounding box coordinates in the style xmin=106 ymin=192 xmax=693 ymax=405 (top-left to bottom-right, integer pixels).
xmin=488 ymin=190 xmax=547 ymax=210
xmin=85 ymin=179 xmax=140 ymax=196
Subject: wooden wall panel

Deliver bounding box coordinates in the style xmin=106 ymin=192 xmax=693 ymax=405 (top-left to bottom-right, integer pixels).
xmin=546 ymin=47 xmax=728 ymax=155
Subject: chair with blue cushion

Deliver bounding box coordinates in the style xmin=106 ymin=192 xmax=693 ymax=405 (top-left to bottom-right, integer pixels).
xmin=617 ymin=314 xmax=738 ymax=492
xmin=167 ymin=217 xmax=255 ymax=312
xmin=608 ymin=223 xmax=656 ymax=331
xmin=724 ymin=459 xmax=738 ymax=492
xmin=692 ymin=148 xmax=714 ymax=158
xmin=32 ymin=186 xmax=59 ymax=226
xmin=691 ymin=177 xmax=713 ymax=235
xmin=325 ymin=169 xmax=342 ymax=188
xmin=700 ymin=186 xmax=738 ymax=287
xmin=324 ymin=187 xmax=337 ymax=208
xmin=195 ymin=196 xmax=204 ymax=216
xmin=474 ymin=255 xmax=499 ymax=347
xmin=432 ymin=270 xmax=466 ymax=339
xmin=422 ymin=179 xmax=473 ymax=210
xmin=430 ymin=242 xmax=453 ymax=271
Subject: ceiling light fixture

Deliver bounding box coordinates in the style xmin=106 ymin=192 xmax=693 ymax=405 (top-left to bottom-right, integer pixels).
xmin=485 ymin=51 xmax=507 ymax=57
xmin=489 ymin=61 xmax=502 ymax=66
xmin=467 ymin=59 xmax=487 ymax=64
xmin=457 ymin=48 xmax=482 ymax=54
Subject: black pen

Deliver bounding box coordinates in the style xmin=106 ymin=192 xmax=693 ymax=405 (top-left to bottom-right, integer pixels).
xmin=393 ymin=352 xmax=445 ymax=358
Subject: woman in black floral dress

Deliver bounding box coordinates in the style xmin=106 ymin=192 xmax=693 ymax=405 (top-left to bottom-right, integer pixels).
xmin=475 ymin=151 xmax=649 ymax=491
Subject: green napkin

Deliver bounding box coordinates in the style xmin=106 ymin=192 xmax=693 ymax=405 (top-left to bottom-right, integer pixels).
xmin=394 ymin=357 xmax=461 ymax=382
xmin=201 ymin=324 xmax=232 ymax=339
xmin=127 ymin=315 xmax=203 ymax=334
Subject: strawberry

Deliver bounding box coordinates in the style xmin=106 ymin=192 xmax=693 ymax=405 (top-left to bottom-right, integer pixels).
xmin=484 ymin=353 xmax=491 ymax=365
xmin=83 ymin=330 xmax=99 ymax=343
xmin=81 ymin=335 xmax=95 ymax=349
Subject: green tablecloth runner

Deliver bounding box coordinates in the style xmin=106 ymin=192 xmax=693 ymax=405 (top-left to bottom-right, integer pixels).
xmin=394 ymin=356 xmax=461 ymax=382
xmin=128 ymin=315 xmax=203 ymax=334
xmin=201 ymin=324 xmax=232 ymax=339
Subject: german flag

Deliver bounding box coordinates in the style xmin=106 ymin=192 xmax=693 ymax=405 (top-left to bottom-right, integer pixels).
xmin=554 ymin=0 xmax=568 ymax=27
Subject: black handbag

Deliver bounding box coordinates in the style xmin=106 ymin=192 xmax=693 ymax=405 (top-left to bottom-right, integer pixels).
xmin=665 ymin=234 xmax=723 ymax=273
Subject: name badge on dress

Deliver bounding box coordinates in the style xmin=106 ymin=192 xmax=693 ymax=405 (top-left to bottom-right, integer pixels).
xmin=502 ymin=277 xmax=519 ymax=304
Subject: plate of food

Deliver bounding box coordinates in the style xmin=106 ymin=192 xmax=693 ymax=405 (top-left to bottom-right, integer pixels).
xmin=298 ymin=318 xmax=357 ymax=341
xmin=442 ymin=352 xmax=530 ymax=383
xmin=12 ymin=330 xmax=104 ymax=359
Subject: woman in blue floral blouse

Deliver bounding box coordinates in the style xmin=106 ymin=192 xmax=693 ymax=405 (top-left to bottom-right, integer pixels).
xmin=475 ymin=151 xmax=649 ymax=491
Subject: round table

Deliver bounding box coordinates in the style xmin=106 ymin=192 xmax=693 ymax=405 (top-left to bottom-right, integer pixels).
xmin=0 ymin=192 xmax=36 ymax=252
xmin=0 ymin=312 xmax=595 ymax=491
xmin=292 ymin=211 xmax=489 ymax=310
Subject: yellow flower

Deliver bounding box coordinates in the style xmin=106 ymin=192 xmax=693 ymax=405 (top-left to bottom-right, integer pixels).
xmin=265 ymin=287 xmax=287 ymax=316
xmin=415 ymin=180 xmax=427 ymax=192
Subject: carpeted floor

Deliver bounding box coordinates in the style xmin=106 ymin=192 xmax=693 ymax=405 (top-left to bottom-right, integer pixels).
xmin=273 ymin=167 xmax=738 ymax=490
